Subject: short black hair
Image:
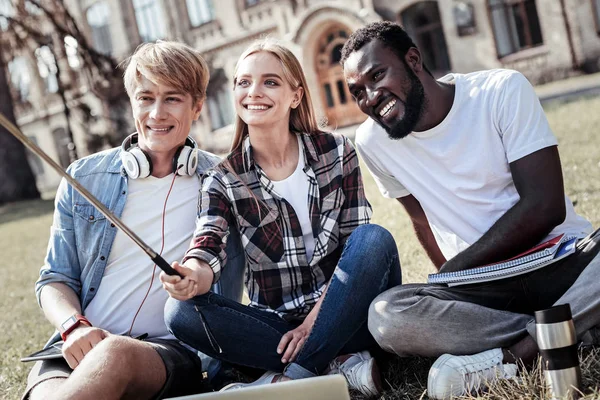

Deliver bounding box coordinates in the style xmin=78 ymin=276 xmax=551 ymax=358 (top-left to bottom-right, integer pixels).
xmin=341 ymin=21 xmax=431 ymax=75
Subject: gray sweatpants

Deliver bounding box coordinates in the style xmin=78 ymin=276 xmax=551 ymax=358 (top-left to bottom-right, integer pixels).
xmin=368 ymin=229 xmax=600 ymax=357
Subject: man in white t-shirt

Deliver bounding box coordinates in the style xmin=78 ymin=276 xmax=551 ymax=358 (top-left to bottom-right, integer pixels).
xmin=341 ymin=21 xmax=600 ymax=399
xmin=23 ymin=41 xmax=245 ymax=400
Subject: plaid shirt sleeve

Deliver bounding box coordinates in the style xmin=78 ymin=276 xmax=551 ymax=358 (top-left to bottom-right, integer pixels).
xmin=338 ymin=135 xmax=373 ymax=244
xmin=183 ymin=170 xmax=232 ymax=283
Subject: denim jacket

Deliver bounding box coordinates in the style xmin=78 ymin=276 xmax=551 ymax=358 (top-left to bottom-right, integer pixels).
xmin=37 ymin=147 xmax=245 ymax=345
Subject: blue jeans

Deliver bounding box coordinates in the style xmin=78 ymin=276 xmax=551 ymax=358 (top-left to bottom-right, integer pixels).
xmin=165 ymin=224 xmax=401 ymax=379
xmin=202 ymin=227 xmax=246 ymax=380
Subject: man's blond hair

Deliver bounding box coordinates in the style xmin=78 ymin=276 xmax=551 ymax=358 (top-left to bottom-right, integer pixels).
xmin=122 ymin=41 xmax=209 ymax=104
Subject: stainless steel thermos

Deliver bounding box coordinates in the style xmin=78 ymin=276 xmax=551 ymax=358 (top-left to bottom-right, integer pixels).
xmin=535 ymin=304 xmax=581 ymax=400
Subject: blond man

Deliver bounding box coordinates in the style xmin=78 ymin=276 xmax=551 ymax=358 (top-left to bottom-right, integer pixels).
xmin=23 ymin=41 xmax=245 ymax=400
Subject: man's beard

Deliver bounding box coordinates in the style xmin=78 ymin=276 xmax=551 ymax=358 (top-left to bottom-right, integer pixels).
xmin=384 ymin=69 xmax=426 ymax=140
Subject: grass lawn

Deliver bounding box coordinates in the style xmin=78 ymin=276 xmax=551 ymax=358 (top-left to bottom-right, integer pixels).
xmin=1 ymin=95 xmax=599 ymax=399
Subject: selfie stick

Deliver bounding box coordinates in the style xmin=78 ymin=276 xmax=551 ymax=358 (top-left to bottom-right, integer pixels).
xmin=0 ymin=112 xmax=182 ymax=277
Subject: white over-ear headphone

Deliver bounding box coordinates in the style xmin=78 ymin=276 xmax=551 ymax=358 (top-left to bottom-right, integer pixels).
xmin=120 ymin=133 xmax=199 ymax=179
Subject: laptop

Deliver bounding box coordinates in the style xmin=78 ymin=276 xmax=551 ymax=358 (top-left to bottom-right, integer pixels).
xmin=165 ymin=375 xmax=350 ymax=400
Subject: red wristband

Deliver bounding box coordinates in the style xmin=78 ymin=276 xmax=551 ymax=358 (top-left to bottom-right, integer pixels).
xmin=59 ymin=314 xmax=92 ymax=341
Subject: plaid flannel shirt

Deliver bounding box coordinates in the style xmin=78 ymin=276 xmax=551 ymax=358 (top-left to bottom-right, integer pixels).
xmin=184 ymin=132 xmax=372 ymax=321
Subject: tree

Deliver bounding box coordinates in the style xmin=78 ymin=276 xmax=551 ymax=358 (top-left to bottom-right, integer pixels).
xmin=0 ymin=44 xmax=40 ymax=204
xmin=0 ymin=0 xmax=132 ymax=159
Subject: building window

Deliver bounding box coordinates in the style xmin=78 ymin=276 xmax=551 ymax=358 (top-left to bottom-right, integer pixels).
xmin=400 ymin=2 xmax=451 ymax=74
xmin=206 ymin=69 xmax=234 ymax=130
xmin=245 ymin=0 xmax=261 ymax=7
xmin=488 ymin=0 xmax=543 ymax=58
xmin=133 ymin=0 xmax=166 ymax=42
xmin=593 ymin=0 xmax=600 ymax=34
xmin=187 ymin=0 xmax=214 ymax=27
xmin=35 ymin=46 xmax=59 ymax=94
xmin=207 ymin=86 xmax=234 ymax=130
xmin=8 ymin=57 xmax=31 ymax=102
xmin=86 ymin=2 xmax=112 ymax=55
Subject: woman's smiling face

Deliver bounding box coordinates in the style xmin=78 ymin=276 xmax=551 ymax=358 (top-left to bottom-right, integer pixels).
xmin=234 ymin=51 xmax=302 ymax=130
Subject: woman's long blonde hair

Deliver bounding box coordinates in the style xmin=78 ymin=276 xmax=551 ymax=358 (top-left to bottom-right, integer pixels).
xmin=230 ymin=40 xmax=321 ymax=152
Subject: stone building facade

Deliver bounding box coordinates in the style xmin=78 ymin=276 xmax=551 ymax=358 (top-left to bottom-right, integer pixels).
xmin=5 ymin=0 xmax=600 ymax=191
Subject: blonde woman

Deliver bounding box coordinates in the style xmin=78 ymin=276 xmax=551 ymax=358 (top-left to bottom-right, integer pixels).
xmin=161 ymin=40 xmax=401 ymax=397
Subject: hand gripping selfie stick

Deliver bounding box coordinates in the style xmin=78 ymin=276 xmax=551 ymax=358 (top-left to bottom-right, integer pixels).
xmin=0 ymin=112 xmax=182 ymax=277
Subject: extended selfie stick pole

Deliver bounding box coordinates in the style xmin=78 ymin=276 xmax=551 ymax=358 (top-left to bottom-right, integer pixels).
xmin=0 ymin=112 xmax=182 ymax=277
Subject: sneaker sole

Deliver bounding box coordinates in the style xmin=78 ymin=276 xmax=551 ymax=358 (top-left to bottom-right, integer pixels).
xmin=427 ymin=353 xmax=455 ymax=398
xmin=219 ymin=382 xmax=245 ymax=392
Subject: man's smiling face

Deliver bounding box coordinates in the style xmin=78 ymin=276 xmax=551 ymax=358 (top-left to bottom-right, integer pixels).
xmin=130 ymin=74 xmax=202 ymax=155
xmin=343 ymin=39 xmax=426 ymax=140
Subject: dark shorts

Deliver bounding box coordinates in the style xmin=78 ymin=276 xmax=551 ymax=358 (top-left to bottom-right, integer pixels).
xmin=23 ymin=338 xmax=205 ymax=400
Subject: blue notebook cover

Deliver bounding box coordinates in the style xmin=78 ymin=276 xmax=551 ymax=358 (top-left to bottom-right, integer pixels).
xmin=428 ymin=235 xmax=578 ymax=286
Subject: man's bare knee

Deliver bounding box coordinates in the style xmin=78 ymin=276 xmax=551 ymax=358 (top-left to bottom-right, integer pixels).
xmin=78 ymin=335 xmax=166 ymax=397
xmin=28 ymin=377 xmax=67 ymax=400
xmin=88 ymin=335 xmax=146 ymax=372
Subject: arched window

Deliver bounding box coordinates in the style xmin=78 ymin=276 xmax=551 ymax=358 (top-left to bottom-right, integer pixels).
xmin=86 ymin=2 xmax=112 ymax=55
xmin=488 ymin=0 xmax=543 ymax=58
xmin=187 ymin=0 xmax=214 ymax=27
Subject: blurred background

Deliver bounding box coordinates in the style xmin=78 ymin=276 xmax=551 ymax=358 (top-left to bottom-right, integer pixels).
xmin=2 ymin=2 xmax=600 ymax=398
xmin=1 ymin=0 xmax=600 ymax=201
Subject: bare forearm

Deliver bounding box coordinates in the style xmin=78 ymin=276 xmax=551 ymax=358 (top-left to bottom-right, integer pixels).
xmin=442 ymin=200 xmax=560 ymax=272
xmin=398 ymin=195 xmax=446 ymax=270
xmin=413 ymin=223 xmax=446 ymax=270
xmin=441 ymin=147 xmax=567 ymax=273
xmin=192 ymin=259 xmax=215 ymax=295
xmin=39 ymin=282 xmax=82 ymax=330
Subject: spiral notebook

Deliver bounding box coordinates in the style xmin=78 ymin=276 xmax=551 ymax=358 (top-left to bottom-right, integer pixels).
xmin=428 ymin=234 xmax=578 ymax=286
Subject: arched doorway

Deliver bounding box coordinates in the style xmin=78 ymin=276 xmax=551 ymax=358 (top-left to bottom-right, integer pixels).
xmin=399 ymin=1 xmax=451 ymax=76
xmin=315 ymin=25 xmax=366 ymax=128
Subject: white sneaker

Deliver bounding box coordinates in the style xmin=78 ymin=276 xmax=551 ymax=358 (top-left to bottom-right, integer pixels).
xmin=219 ymin=371 xmax=282 ymax=391
xmin=427 ymin=348 xmax=518 ymax=399
xmin=327 ymin=351 xmax=382 ymax=398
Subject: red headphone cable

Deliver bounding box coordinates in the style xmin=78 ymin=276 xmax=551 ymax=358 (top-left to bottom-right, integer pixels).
xmin=127 ymin=170 xmax=179 ymax=337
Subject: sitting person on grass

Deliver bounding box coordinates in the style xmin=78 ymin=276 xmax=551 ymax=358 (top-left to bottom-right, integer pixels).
xmin=160 ymin=39 xmax=402 ymax=398
xmin=341 ymin=21 xmax=599 ymax=399
xmin=23 ymin=41 xmax=245 ymax=400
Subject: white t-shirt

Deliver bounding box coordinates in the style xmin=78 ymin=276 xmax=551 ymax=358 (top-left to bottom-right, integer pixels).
xmin=271 ymin=137 xmax=316 ymax=261
xmin=84 ymin=174 xmax=200 ymax=339
xmin=356 ymin=69 xmax=592 ymax=260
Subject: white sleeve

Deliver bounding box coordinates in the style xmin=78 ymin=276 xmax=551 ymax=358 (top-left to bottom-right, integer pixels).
xmin=496 ymin=71 xmax=558 ymax=163
xmin=355 ymin=124 xmax=410 ymax=199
